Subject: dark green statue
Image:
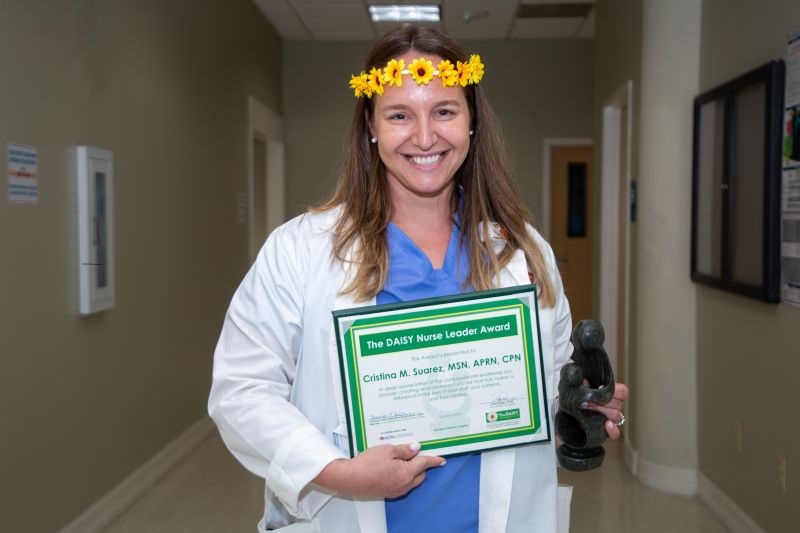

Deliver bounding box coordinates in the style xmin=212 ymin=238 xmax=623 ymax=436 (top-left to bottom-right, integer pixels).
xmin=555 ymin=320 xmax=616 ymax=471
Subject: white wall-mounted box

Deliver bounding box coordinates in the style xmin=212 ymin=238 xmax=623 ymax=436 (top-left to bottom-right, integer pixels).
xmin=76 ymin=146 xmax=114 ymax=315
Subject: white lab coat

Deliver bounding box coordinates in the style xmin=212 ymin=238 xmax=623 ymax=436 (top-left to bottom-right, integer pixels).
xmin=209 ymin=207 xmax=573 ymax=532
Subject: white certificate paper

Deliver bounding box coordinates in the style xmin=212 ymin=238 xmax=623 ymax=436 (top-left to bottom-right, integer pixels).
xmin=333 ymin=285 xmax=550 ymax=457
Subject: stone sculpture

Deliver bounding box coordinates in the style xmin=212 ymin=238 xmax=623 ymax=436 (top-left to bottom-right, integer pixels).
xmin=555 ymin=319 xmax=616 ymax=471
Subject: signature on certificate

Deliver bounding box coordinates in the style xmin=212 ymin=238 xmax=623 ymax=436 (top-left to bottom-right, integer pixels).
xmin=369 ymin=410 xmax=423 ymax=423
xmin=481 ymin=393 xmax=524 ymax=408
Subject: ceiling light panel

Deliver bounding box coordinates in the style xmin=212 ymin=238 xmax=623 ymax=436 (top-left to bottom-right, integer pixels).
xmin=368 ymin=5 xmax=440 ymax=22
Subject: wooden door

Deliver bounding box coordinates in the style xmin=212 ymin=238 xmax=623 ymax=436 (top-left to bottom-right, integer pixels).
xmin=549 ymin=146 xmax=593 ymax=324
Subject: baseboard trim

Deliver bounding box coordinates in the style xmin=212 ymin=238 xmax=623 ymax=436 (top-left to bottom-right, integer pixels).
xmin=636 ymin=455 xmax=698 ymax=496
xmin=623 ymin=438 xmax=638 ymax=477
xmin=622 ymin=444 xmax=763 ymax=531
xmin=59 ymin=416 xmax=215 ymax=533
xmin=697 ymin=472 xmax=765 ymax=533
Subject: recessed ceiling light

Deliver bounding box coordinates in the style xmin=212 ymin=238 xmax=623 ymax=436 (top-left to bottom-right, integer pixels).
xmin=368 ymin=5 xmax=441 ymax=23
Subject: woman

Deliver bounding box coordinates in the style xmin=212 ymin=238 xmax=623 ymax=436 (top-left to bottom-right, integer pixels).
xmin=209 ymin=25 xmax=627 ymax=533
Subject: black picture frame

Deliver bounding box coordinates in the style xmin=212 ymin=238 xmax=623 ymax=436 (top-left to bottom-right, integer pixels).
xmin=691 ymin=60 xmax=785 ymax=303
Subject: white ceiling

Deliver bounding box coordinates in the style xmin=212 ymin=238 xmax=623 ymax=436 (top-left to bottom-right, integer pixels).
xmin=252 ymin=0 xmax=595 ymax=41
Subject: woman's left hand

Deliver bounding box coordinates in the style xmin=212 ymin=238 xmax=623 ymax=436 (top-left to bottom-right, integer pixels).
xmin=583 ymin=382 xmax=629 ymax=440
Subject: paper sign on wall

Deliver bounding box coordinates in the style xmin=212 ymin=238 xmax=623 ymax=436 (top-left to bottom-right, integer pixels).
xmin=7 ymin=142 xmax=39 ymax=204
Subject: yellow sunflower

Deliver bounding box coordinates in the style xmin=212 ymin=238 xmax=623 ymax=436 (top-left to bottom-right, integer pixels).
xmin=456 ymin=60 xmax=471 ymax=87
xmin=408 ymin=58 xmax=435 ymax=85
xmin=383 ymin=58 xmax=405 ymax=87
xmin=349 ymin=72 xmax=371 ymax=98
xmin=468 ymin=54 xmax=484 ymax=84
xmin=367 ymin=67 xmax=385 ymax=96
xmin=437 ymin=59 xmax=458 ymax=87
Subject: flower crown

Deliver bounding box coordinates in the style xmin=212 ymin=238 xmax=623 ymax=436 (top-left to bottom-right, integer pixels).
xmin=349 ymin=54 xmax=485 ymax=99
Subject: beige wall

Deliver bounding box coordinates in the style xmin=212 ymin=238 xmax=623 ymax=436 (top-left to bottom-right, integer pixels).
xmin=0 ymin=1 xmax=281 ymax=530
xmin=283 ymin=39 xmax=594 ymax=221
xmin=283 ymin=41 xmax=367 ymax=215
xmin=697 ymin=1 xmax=799 ymax=530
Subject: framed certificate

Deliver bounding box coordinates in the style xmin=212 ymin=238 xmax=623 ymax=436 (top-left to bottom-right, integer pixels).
xmin=333 ymin=285 xmax=550 ymax=457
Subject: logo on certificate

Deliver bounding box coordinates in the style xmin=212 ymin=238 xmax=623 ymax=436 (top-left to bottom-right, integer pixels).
xmin=486 ymin=409 xmax=521 ymax=424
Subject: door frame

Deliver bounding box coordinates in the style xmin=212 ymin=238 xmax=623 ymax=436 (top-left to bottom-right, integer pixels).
xmin=247 ymin=96 xmax=285 ymax=263
xmin=598 ymin=81 xmax=633 ymax=381
xmin=541 ymin=138 xmax=593 ymax=241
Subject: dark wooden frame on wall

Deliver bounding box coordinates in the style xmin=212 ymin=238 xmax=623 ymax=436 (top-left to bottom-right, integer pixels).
xmin=691 ymin=60 xmax=785 ymax=303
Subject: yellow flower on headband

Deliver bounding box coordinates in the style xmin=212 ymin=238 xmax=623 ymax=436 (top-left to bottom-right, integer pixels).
xmin=456 ymin=60 xmax=471 ymax=87
xmin=438 ymin=59 xmax=459 ymax=87
xmin=367 ymin=67 xmax=385 ymax=96
xmin=349 ymin=72 xmax=371 ymax=98
xmin=384 ymin=59 xmax=405 ymax=87
xmin=408 ymin=58 xmax=434 ymax=85
xmin=468 ymin=54 xmax=484 ymax=84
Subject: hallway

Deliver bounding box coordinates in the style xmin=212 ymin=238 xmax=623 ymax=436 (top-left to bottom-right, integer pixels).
xmin=3 ymin=2 xmax=797 ymax=532
xmin=103 ymin=431 xmax=729 ymax=532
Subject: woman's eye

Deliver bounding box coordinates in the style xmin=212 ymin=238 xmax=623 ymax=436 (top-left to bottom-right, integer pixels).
xmin=389 ymin=113 xmax=407 ymax=120
xmin=436 ymin=109 xmax=455 ymax=117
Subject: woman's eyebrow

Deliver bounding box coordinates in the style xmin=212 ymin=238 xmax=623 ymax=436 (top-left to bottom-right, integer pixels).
xmin=381 ymin=100 xmax=463 ymax=112
xmin=434 ymin=99 xmax=463 ymax=107
xmin=381 ymin=104 xmax=410 ymax=112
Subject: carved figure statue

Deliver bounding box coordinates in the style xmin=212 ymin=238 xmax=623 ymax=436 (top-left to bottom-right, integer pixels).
xmin=555 ymin=319 xmax=615 ymax=471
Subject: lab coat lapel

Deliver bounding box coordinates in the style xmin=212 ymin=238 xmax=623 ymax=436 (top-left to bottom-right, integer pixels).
xmin=479 ymin=224 xmax=529 ymax=533
xmin=327 ymin=269 xmax=387 ymax=533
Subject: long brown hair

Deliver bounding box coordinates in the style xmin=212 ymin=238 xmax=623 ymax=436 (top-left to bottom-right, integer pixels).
xmin=317 ymin=25 xmax=555 ymax=307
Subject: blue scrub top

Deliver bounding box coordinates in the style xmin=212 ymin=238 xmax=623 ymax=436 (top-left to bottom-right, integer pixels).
xmin=379 ymin=218 xmax=481 ymax=533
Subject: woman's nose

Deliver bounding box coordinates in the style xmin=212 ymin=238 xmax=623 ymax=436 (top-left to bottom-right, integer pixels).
xmin=412 ymin=118 xmax=437 ymax=150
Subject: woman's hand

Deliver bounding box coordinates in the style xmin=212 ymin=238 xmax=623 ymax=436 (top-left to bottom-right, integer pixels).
xmin=583 ymin=382 xmax=629 ymax=440
xmin=312 ymin=443 xmax=446 ymax=499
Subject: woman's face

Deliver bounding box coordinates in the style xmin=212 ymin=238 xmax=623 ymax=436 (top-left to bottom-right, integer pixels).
xmin=369 ymin=52 xmax=471 ymax=205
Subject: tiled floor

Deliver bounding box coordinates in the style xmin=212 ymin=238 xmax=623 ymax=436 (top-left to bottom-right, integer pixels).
xmin=103 ymin=430 xmax=263 ymax=532
xmin=558 ymin=442 xmax=729 ymax=533
xmin=104 ymin=430 xmax=729 ymax=532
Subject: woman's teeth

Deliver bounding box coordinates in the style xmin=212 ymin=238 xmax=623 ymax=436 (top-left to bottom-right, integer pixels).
xmin=409 ymin=153 xmax=443 ymax=165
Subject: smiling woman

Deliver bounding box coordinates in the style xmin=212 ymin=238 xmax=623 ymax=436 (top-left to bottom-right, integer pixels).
xmin=324 ymin=27 xmax=557 ymax=304
xmin=208 ymin=24 xmax=628 ymax=533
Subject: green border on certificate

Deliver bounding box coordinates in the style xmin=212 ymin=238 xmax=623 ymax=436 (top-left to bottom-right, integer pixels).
xmin=333 ymin=285 xmax=550 ymax=457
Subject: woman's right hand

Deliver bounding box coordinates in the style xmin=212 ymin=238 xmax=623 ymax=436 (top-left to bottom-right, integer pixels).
xmin=312 ymin=443 xmax=446 ymax=499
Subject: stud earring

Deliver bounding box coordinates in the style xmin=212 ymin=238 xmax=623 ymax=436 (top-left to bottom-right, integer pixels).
xmin=469 ymin=130 xmax=474 ymax=136
xmin=370 ymin=137 xmax=377 ymax=144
